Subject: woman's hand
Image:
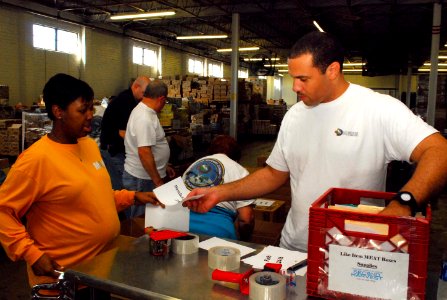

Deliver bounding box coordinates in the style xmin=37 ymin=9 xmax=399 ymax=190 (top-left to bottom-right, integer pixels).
xmin=134 ymin=192 xmax=165 ymax=208
xmin=31 ymin=253 xmax=64 ymax=278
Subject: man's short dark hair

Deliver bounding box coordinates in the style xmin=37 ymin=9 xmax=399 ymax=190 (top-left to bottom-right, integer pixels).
xmin=144 ymin=80 xmax=168 ymax=99
xmin=43 ymin=73 xmax=94 ymax=120
xmin=288 ymin=31 xmax=345 ymax=73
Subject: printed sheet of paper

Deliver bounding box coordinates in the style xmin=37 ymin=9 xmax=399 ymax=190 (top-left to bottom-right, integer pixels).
xmin=199 ymin=237 xmax=256 ymax=257
xmin=145 ymin=203 xmax=190 ymax=232
xmin=153 ymin=177 xmax=203 ymax=206
xmin=254 ymin=199 xmax=275 ymax=207
xmin=242 ymin=245 xmax=307 ymax=274
xmin=328 ymin=244 xmax=409 ymax=299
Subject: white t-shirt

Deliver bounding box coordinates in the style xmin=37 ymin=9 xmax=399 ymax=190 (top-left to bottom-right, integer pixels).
xmin=124 ymin=102 xmax=170 ymax=180
xmin=267 ymin=83 xmax=437 ymax=252
xmin=183 ymin=153 xmax=255 ymax=212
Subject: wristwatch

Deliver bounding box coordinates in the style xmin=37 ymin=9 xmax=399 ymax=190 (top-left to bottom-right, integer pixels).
xmin=393 ymin=191 xmax=419 ymax=216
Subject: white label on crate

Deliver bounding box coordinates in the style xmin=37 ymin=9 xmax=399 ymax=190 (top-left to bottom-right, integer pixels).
xmin=328 ymin=244 xmax=409 ymax=299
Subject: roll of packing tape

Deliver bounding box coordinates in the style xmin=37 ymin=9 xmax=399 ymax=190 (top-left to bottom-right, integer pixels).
xmin=172 ymin=234 xmax=199 ymax=254
xmin=208 ymin=246 xmax=241 ymax=271
xmin=249 ymin=271 xmax=286 ymax=300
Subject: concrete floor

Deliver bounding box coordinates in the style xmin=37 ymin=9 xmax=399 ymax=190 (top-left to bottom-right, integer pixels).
xmin=1 ymin=136 xmax=446 ymax=299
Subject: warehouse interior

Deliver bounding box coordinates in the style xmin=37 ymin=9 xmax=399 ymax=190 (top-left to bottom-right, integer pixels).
xmin=0 ymin=0 xmax=447 ymax=299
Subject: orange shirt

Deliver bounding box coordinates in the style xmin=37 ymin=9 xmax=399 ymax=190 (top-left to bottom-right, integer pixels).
xmin=0 ymin=135 xmax=134 ymax=286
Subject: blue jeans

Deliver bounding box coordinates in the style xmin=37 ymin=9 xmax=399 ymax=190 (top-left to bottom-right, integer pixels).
xmin=100 ymin=149 xmax=125 ymax=190
xmin=122 ymin=170 xmax=155 ymax=219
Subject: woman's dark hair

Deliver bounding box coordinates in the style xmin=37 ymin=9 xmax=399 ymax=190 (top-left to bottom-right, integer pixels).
xmin=208 ymin=135 xmax=241 ymax=162
xmin=43 ymin=73 xmax=94 ymax=120
xmin=288 ymin=31 xmax=345 ymax=73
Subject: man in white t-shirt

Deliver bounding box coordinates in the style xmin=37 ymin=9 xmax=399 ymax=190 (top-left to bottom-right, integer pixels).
xmin=123 ymin=80 xmax=175 ymax=218
xmin=183 ymin=32 xmax=447 ymax=252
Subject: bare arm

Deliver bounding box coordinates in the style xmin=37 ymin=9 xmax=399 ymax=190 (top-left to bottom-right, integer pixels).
xmin=183 ymin=165 xmax=289 ymax=213
xmin=381 ymin=133 xmax=447 ymax=215
xmin=138 ymin=146 xmax=164 ymax=187
xmin=237 ymin=205 xmax=255 ymax=242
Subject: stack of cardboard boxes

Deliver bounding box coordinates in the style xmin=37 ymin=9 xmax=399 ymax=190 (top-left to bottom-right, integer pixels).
xmin=0 ymin=119 xmax=21 ymax=156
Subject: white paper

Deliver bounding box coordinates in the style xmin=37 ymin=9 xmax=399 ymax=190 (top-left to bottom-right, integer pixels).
xmin=242 ymin=245 xmax=307 ymax=274
xmin=254 ymin=198 xmax=275 ymax=207
xmin=153 ymin=177 xmax=203 ymax=206
xmin=328 ymin=244 xmax=409 ymax=299
xmin=144 ymin=203 xmax=190 ymax=232
xmin=199 ymin=237 xmax=256 ymax=257
xmin=153 ymin=177 xmax=189 ymax=206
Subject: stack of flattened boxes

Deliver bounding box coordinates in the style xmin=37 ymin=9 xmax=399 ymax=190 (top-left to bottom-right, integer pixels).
xmin=0 ymin=119 xmax=22 ymax=156
xmin=212 ymin=80 xmax=230 ymax=101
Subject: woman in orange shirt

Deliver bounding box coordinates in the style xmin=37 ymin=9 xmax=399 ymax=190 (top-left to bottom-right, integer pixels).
xmin=0 ymin=74 xmax=163 ymax=294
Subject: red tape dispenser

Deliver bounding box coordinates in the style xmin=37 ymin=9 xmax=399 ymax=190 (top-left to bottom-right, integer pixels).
xmin=211 ymin=263 xmax=282 ymax=295
xmin=148 ymin=229 xmax=188 ymax=256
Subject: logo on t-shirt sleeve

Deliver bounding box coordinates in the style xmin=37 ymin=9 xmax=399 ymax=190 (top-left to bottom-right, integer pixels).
xmin=184 ymin=158 xmax=225 ymax=190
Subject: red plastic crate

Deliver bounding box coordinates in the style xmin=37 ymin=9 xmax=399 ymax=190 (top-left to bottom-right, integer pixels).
xmin=306 ymin=188 xmax=431 ymax=300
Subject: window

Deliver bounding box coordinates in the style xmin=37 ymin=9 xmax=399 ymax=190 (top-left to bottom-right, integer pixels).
xmin=274 ymin=78 xmax=281 ymax=90
xmin=188 ymin=58 xmax=204 ymax=75
xmin=133 ymin=46 xmax=157 ymax=67
xmin=238 ymin=68 xmax=248 ymax=78
xmin=208 ymin=62 xmax=223 ymax=78
xmin=33 ymin=24 xmax=78 ymax=54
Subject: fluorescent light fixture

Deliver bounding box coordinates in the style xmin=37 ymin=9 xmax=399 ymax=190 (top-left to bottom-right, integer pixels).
xmin=423 ymin=63 xmax=447 ymax=66
xmin=313 ymin=20 xmax=324 ymax=32
xmin=418 ymin=68 xmax=447 ymax=72
xmin=217 ymin=47 xmax=259 ymax=52
xmin=265 ymin=64 xmax=288 ymax=67
xmin=109 ymin=11 xmax=175 ymax=21
xmin=177 ymin=35 xmax=227 ymax=40
xmin=244 ymin=57 xmax=280 ymax=61
xmin=343 ymin=69 xmax=363 ymax=72
xmin=439 ymin=56 xmax=447 ymax=59
xmin=277 ymin=69 xmax=289 ymax=73
xmin=343 ymin=63 xmax=365 ymax=67
xmin=278 ymin=74 xmax=284 ymax=77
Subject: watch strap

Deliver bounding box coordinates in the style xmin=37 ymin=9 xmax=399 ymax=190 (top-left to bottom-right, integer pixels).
xmin=394 ymin=191 xmax=418 ymax=216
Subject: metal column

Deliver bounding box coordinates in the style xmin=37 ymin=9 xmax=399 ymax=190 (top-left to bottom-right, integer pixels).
xmin=406 ymin=64 xmax=412 ymax=108
xmin=427 ymin=2 xmax=442 ymax=126
xmin=230 ymin=13 xmax=239 ymax=139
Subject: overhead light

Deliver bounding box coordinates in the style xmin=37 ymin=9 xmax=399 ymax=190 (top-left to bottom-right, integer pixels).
xmin=109 ymin=11 xmax=176 ymax=21
xmin=439 ymin=56 xmax=447 ymax=59
xmin=277 ymin=69 xmax=288 ymax=73
xmin=313 ymin=20 xmax=324 ymax=32
xmin=177 ymin=35 xmax=228 ymax=40
xmin=264 ymin=64 xmax=288 ymax=67
xmin=423 ymin=63 xmax=447 ymax=66
xmin=244 ymin=57 xmax=280 ymax=61
xmin=418 ymin=68 xmax=447 ymax=72
xmin=217 ymin=47 xmax=259 ymax=52
xmin=343 ymin=63 xmax=365 ymax=67
xmin=278 ymin=74 xmax=284 ymax=77
xmin=343 ymin=69 xmax=363 ymax=72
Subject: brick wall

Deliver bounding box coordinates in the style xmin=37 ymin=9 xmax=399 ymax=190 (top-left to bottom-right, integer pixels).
xmin=0 ymin=6 xmax=184 ymax=105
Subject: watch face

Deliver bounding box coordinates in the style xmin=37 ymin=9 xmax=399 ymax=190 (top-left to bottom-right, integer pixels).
xmin=400 ymin=193 xmax=412 ymax=202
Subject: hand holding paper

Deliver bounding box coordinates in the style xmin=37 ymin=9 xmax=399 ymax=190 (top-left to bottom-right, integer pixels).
xmin=153 ymin=177 xmax=204 ymax=206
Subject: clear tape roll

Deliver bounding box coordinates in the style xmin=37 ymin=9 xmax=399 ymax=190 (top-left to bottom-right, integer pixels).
xmin=208 ymin=246 xmax=241 ymax=271
xmin=249 ymin=271 xmax=286 ymax=300
xmin=172 ymin=234 xmax=199 ymax=254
